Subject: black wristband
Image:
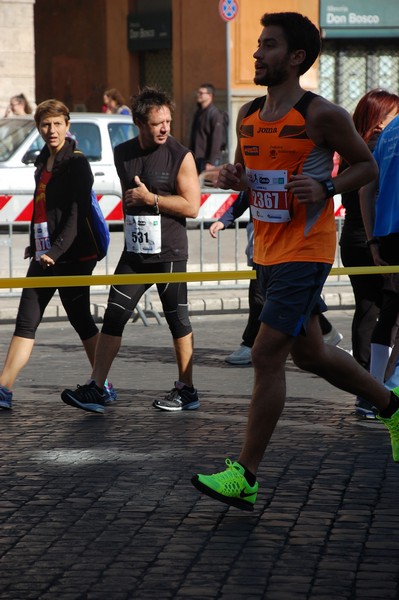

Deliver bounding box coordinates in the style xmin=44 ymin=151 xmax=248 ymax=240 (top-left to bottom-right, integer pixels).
xmin=320 ymin=179 xmax=336 ymax=199
xmin=366 ymin=237 xmax=380 ymax=247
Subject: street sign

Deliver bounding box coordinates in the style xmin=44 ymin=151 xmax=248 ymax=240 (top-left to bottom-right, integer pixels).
xmin=218 ymin=0 xmax=239 ymax=22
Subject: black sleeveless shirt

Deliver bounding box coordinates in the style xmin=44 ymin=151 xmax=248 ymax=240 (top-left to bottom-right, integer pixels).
xmin=114 ymin=136 xmax=190 ymax=263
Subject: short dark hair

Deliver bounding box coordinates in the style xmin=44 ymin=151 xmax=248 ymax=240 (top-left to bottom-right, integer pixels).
xmin=199 ymin=83 xmax=215 ymax=96
xmin=34 ymin=99 xmax=70 ymax=127
xmin=261 ymin=12 xmax=321 ymax=75
xmin=131 ymin=86 xmax=175 ymax=124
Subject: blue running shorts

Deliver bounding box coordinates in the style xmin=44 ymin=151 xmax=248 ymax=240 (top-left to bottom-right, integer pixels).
xmin=256 ymin=261 xmax=331 ymax=337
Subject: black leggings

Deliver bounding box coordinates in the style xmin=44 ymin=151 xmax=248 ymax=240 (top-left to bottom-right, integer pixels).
xmin=102 ymin=253 xmax=192 ymax=339
xmin=340 ymin=244 xmax=382 ymax=368
xmin=371 ymin=234 xmax=399 ymax=347
xmin=14 ymin=259 xmax=99 ymax=341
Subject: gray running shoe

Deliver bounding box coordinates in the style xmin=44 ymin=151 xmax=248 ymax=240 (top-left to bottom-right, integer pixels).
xmin=323 ymin=326 xmax=343 ymax=346
xmin=355 ymin=396 xmax=378 ymax=420
xmin=153 ymin=382 xmax=200 ymax=411
xmin=225 ymin=344 xmax=252 ymax=365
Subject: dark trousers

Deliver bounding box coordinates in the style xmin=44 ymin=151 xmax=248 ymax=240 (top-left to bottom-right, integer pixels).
xmin=340 ymin=244 xmax=382 ymax=369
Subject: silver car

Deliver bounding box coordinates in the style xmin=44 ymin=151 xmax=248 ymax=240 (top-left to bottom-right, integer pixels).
xmin=0 ymin=113 xmax=138 ymax=222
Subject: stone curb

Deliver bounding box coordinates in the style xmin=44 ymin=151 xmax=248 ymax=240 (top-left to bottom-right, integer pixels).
xmin=0 ymin=287 xmax=355 ymax=324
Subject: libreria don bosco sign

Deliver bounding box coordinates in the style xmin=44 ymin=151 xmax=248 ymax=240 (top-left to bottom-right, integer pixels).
xmin=325 ymin=12 xmax=379 ymax=26
xmin=320 ymin=0 xmax=399 ymax=38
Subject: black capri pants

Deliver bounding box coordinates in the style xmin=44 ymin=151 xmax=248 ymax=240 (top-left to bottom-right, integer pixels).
xmin=102 ymin=252 xmax=192 ymax=339
xmin=14 ymin=258 xmax=99 ymax=341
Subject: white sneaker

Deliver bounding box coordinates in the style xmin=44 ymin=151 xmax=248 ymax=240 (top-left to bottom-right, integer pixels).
xmin=225 ymin=345 xmax=252 ymax=365
xmin=323 ymin=326 xmax=343 ymax=346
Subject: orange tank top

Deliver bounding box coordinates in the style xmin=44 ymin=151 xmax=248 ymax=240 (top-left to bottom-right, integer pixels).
xmin=239 ymin=92 xmax=336 ymax=266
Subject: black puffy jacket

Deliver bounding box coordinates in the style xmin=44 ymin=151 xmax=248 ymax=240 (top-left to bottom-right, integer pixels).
xmin=29 ymin=137 xmax=98 ymax=262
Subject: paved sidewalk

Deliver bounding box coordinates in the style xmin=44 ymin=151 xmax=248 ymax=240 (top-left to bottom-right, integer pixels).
xmin=0 ymin=311 xmax=398 ymax=600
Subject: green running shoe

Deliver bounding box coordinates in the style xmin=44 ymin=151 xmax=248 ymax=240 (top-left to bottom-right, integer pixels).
xmin=191 ymin=458 xmax=258 ymax=511
xmin=377 ymin=396 xmax=399 ymax=462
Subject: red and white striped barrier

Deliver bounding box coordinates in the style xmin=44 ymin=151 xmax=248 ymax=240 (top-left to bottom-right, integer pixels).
xmin=0 ymin=191 xmax=345 ymax=223
xmin=0 ymin=193 xmax=123 ymax=223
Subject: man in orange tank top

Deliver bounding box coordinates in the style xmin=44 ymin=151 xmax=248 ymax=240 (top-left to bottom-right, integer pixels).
xmin=191 ymin=11 xmax=399 ymax=511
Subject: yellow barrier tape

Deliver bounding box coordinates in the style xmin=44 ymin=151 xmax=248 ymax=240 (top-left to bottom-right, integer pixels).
xmin=0 ymin=270 xmax=256 ymax=289
xmin=0 ymin=264 xmax=398 ymax=289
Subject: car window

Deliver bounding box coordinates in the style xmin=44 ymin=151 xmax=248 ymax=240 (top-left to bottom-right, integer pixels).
xmin=69 ymin=123 xmax=102 ymax=161
xmin=27 ymin=135 xmax=45 ymax=153
xmin=21 ymin=134 xmax=45 ymax=164
xmin=0 ymin=118 xmax=36 ymax=161
xmin=108 ymin=122 xmax=137 ymax=149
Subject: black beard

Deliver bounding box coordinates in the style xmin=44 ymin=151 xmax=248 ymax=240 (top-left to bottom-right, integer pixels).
xmin=254 ymin=68 xmax=289 ymax=87
xmin=254 ymin=56 xmax=291 ymax=87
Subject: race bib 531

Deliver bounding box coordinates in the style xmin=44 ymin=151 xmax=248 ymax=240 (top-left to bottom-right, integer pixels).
xmin=125 ymin=215 xmax=161 ymax=254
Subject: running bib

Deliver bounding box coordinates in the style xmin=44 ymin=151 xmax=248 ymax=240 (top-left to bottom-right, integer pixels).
xmin=125 ymin=215 xmax=161 ymax=254
xmin=34 ymin=222 xmax=51 ymax=261
xmin=247 ymin=168 xmax=290 ymax=223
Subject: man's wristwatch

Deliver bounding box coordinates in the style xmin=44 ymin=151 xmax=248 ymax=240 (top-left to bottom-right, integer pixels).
xmin=320 ymin=179 xmax=336 ymax=199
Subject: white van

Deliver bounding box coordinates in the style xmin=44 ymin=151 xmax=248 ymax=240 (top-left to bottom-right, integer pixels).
xmin=0 ymin=113 xmax=138 ymax=223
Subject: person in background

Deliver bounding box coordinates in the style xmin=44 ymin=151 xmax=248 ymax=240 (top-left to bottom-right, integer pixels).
xmin=360 ymin=113 xmax=399 ymax=401
xmin=189 ymin=83 xmax=224 ymax=174
xmin=211 ymin=192 xmax=343 ymax=366
xmin=210 ymin=191 xmax=263 ymax=365
xmin=3 ymin=93 xmax=33 ymax=117
xmin=339 ymin=89 xmax=399 ymax=419
xmin=0 ymin=99 xmax=110 ymax=411
xmin=103 ymin=88 xmax=132 ymax=115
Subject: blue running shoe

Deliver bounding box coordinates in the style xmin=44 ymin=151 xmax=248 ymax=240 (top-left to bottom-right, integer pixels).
xmin=0 ymin=385 xmax=12 ymax=409
xmin=104 ymin=380 xmax=117 ymax=405
xmin=61 ymin=381 xmax=105 ymax=414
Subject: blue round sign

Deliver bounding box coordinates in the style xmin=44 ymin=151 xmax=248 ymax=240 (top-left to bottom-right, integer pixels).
xmin=218 ymin=0 xmax=239 ymax=22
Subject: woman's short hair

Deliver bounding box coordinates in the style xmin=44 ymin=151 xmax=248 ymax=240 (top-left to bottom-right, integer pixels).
xmin=34 ymin=99 xmax=70 ymax=127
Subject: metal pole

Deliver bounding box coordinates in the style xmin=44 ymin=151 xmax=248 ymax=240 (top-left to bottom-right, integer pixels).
xmin=226 ymin=20 xmax=232 ymax=163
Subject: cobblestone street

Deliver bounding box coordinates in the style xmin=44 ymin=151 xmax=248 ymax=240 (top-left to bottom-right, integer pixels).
xmin=0 ymin=312 xmax=398 ymax=599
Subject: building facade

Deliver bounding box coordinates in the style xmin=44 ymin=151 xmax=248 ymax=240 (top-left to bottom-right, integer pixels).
xmin=0 ymin=0 xmax=36 ymax=116
xmin=1 ymin=0 xmax=399 ymax=159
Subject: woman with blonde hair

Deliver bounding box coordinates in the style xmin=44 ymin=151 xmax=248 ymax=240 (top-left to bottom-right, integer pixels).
xmin=4 ymin=93 xmax=33 ymax=117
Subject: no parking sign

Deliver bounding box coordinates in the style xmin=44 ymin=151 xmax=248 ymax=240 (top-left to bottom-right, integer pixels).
xmin=218 ymin=0 xmax=239 ymax=22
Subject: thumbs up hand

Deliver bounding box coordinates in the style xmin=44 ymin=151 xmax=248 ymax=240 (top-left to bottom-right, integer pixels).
xmin=124 ymin=176 xmax=152 ymax=208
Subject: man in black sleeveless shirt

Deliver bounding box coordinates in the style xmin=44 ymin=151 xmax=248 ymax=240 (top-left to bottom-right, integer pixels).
xmin=61 ymin=87 xmax=201 ymax=414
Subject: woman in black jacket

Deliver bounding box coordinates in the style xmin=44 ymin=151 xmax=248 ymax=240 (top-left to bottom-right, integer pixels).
xmin=0 ymin=99 xmax=103 ymax=411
